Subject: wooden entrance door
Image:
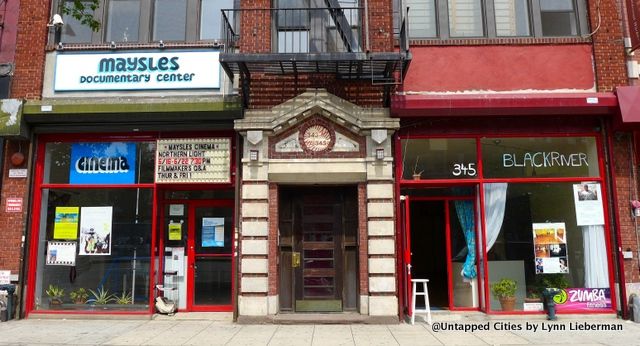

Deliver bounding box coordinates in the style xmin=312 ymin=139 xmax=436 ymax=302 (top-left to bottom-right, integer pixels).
xmin=279 ymin=186 xmax=358 ymax=312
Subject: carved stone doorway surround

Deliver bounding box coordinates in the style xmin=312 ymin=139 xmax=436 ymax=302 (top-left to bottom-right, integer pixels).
xmin=235 ymin=89 xmax=399 ymax=319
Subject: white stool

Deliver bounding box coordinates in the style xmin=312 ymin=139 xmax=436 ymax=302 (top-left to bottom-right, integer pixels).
xmin=411 ymin=279 xmax=432 ymax=325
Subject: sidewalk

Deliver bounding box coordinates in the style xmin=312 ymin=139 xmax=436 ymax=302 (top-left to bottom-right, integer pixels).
xmin=0 ymin=314 xmax=638 ymax=345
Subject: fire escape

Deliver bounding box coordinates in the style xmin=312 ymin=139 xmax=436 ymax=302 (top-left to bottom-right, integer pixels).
xmin=219 ymin=1 xmax=411 ymax=107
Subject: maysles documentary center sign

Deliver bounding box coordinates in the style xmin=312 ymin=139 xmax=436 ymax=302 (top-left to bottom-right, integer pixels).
xmin=54 ymin=51 xmax=220 ymax=91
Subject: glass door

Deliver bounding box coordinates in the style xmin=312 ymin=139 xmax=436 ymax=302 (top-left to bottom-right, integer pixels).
xmin=187 ymin=200 xmax=234 ymax=311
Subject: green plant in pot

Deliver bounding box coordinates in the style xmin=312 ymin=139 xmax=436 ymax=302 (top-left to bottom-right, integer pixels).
xmin=491 ymin=278 xmax=517 ymax=311
xmin=69 ymin=288 xmax=89 ymax=304
xmin=114 ymin=291 xmax=133 ymax=305
xmin=524 ymin=290 xmax=542 ymax=303
xmin=535 ymin=274 xmax=569 ymax=292
xmin=87 ymin=287 xmax=115 ymax=305
xmin=45 ymin=284 xmax=65 ymax=307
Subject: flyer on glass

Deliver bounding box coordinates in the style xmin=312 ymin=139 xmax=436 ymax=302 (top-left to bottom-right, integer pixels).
xmin=79 ymin=206 xmax=113 ymax=256
xmin=47 ymin=241 xmax=77 ymax=266
xmin=53 ymin=206 xmax=79 ymax=239
xmin=533 ymin=222 xmax=569 ymax=274
xmin=202 ymin=217 xmax=225 ymax=247
xmin=572 ymin=182 xmax=605 ymax=226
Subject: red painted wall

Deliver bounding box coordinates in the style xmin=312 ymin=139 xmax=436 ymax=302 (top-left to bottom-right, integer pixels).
xmin=403 ymin=45 xmax=595 ymax=93
xmin=0 ymin=0 xmax=19 ymax=63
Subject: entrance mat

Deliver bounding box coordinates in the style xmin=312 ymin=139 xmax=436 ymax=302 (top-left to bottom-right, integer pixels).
xmin=295 ymin=300 xmax=342 ymax=312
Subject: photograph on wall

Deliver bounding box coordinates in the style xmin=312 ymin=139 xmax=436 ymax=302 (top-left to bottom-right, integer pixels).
xmin=202 ymin=217 xmax=225 ymax=247
xmin=533 ymin=222 xmax=569 ymax=274
xmin=46 ymin=241 xmax=77 ymax=266
xmin=573 ymin=182 xmax=605 ymax=226
xmin=53 ymin=206 xmax=79 ymax=240
xmin=79 ymin=206 xmax=113 ymax=256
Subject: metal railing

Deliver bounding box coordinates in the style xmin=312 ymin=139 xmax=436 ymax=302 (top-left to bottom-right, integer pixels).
xmin=221 ymin=7 xmax=365 ymax=54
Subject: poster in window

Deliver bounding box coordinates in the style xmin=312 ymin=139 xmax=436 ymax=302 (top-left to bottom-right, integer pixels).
xmin=53 ymin=207 xmax=79 ymax=239
xmin=572 ymin=182 xmax=605 ymax=226
xmin=168 ymin=221 xmax=182 ymax=241
xmin=78 ymin=207 xmax=113 ymax=256
xmin=202 ymin=217 xmax=224 ymax=247
xmin=533 ymin=222 xmax=569 ymax=274
xmin=46 ymin=241 xmax=77 ymax=266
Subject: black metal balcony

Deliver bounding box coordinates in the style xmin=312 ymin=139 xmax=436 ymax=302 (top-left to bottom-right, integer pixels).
xmin=219 ymin=4 xmax=411 ymax=105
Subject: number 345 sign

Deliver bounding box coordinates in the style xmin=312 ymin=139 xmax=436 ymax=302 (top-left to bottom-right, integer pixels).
xmin=452 ymin=163 xmax=477 ymax=177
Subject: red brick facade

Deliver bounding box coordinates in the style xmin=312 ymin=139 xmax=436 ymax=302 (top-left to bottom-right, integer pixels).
xmin=613 ymin=135 xmax=640 ymax=284
xmin=238 ymin=0 xmax=394 ymax=109
xmin=0 ymin=0 xmax=49 ymax=279
xmin=0 ymin=141 xmax=31 ymax=276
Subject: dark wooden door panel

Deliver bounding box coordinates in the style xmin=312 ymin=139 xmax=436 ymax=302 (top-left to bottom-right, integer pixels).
xmin=278 ymin=186 xmax=358 ymax=312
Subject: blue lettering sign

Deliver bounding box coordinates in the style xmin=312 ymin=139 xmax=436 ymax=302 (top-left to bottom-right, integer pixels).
xmin=70 ymin=143 xmax=137 ymax=184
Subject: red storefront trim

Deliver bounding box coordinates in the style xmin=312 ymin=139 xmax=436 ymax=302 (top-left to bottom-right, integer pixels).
xmin=391 ymin=93 xmax=618 ymax=117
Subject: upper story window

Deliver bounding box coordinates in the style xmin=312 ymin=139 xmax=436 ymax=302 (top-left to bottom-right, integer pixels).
xmin=274 ymin=0 xmax=361 ymax=53
xmin=404 ymin=0 xmax=587 ymax=39
xmin=58 ymin=0 xmax=234 ymax=44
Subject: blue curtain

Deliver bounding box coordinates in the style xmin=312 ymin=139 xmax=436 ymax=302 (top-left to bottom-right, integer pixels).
xmin=454 ymin=200 xmax=476 ymax=279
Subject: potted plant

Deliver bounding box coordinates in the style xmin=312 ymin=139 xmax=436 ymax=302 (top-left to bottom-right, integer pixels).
xmin=114 ymin=291 xmax=133 ymax=305
xmin=45 ymin=284 xmax=65 ymax=307
xmin=524 ymin=290 xmax=542 ymax=303
xmin=87 ymin=287 xmax=115 ymax=305
xmin=536 ymin=274 xmax=569 ymax=291
xmin=491 ymin=278 xmax=517 ymax=311
xmin=412 ymin=156 xmax=423 ymax=180
xmin=69 ymin=288 xmax=89 ymax=304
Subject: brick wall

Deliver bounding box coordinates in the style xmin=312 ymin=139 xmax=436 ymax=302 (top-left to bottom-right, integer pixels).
xmin=11 ymin=0 xmax=48 ymax=99
xmin=0 ymin=140 xmax=31 ymax=276
xmin=615 ymin=134 xmax=640 ymax=283
xmin=590 ymin=0 xmax=628 ymax=91
xmin=238 ymin=0 xmax=394 ymax=109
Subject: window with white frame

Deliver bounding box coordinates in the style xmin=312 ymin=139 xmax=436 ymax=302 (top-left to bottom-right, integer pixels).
xmin=404 ymin=0 xmax=586 ymax=39
xmin=57 ymin=0 xmax=235 ymax=44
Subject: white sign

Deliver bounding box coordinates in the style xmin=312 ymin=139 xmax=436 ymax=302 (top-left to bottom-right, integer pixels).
xmin=5 ymin=198 xmax=22 ymax=213
xmin=169 ymin=204 xmax=184 ymax=216
xmin=572 ymin=182 xmax=605 ymax=226
xmin=46 ymin=241 xmax=77 ymax=266
xmin=8 ymin=169 xmax=27 ymax=178
xmin=156 ymin=138 xmax=231 ymax=183
xmin=0 ymin=270 xmax=10 ymax=284
xmin=54 ymin=51 xmax=221 ymax=91
xmin=79 ymin=207 xmax=113 ymax=256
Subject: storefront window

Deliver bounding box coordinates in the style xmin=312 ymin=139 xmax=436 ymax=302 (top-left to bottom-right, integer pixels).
xmin=401 ymin=138 xmax=477 ymax=180
xmin=43 ymin=142 xmax=156 ymax=184
xmin=481 ymin=137 xmax=600 ymax=178
xmin=486 ymin=182 xmax=610 ymax=312
xmin=34 ymin=188 xmax=153 ymax=311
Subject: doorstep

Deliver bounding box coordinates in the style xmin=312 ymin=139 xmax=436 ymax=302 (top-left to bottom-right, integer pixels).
xmin=237 ymin=312 xmax=399 ymax=325
xmin=27 ymin=312 xmax=152 ymax=320
xmin=152 ymin=312 xmax=234 ymax=321
xmin=411 ymin=310 xmax=619 ymax=322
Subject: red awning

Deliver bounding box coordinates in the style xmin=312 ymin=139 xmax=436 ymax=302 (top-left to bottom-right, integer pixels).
xmin=391 ymin=92 xmax=618 ymax=117
xmin=616 ymin=86 xmax=640 ymax=125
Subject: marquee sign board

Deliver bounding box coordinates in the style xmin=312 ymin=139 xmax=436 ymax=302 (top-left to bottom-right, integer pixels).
xmin=155 ymin=138 xmax=230 ymax=183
